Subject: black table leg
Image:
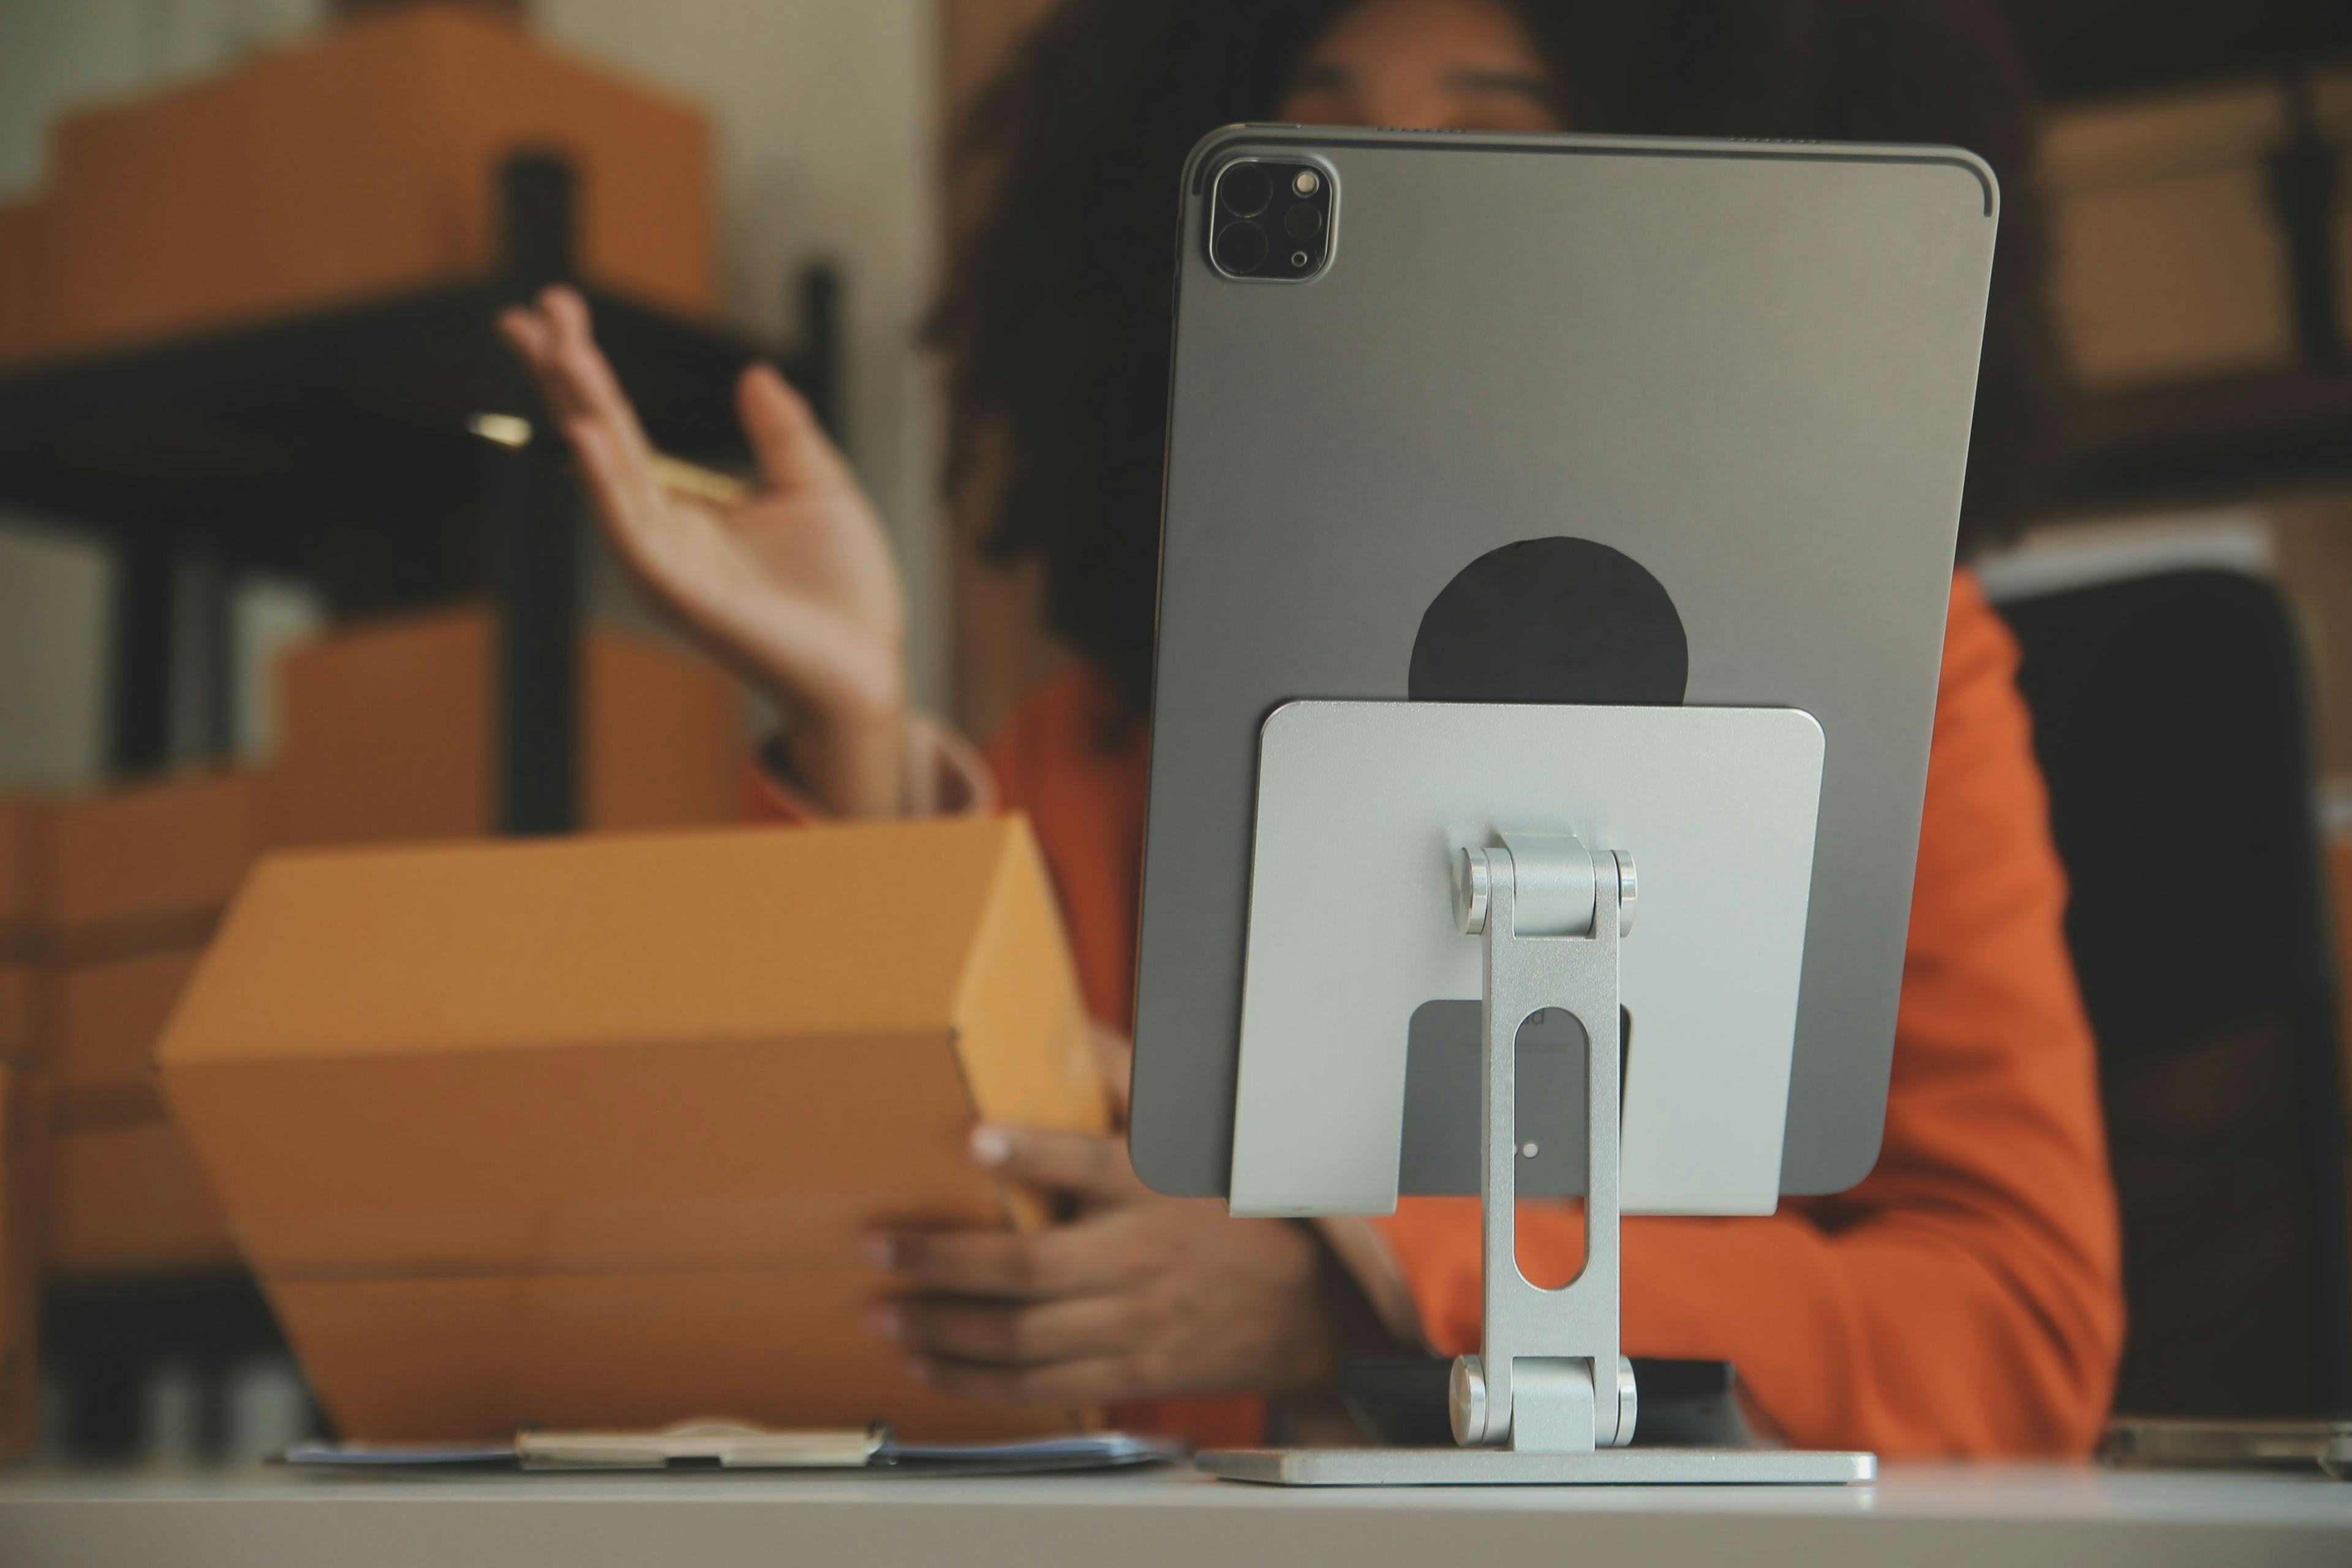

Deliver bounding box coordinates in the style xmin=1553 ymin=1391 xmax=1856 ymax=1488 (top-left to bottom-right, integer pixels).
xmin=491 ymin=435 xmax=579 ymax=835
xmin=491 ymin=151 xmax=582 ymax=837
xmin=106 ymin=541 xmax=175 ymax=776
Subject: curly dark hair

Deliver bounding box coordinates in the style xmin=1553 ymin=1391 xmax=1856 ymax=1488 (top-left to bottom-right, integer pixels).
xmin=932 ymin=0 xmax=2068 ymax=714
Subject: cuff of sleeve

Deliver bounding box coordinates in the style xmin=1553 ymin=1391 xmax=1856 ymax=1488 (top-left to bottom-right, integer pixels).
xmin=744 ymin=716 xmax=998 ymax=823
xmin=1313 ymin=1216 xmax=1431 ymax=1354
xmin=904 ymin=714 xmax=998 ymax=816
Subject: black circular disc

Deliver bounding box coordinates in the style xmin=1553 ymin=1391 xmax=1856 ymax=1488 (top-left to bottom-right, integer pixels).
xmin=1408 ymin=537 xmax=1688 ymax=705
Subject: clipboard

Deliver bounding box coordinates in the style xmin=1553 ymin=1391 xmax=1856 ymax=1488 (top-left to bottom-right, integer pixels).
xmin=285 ymin=1420 xmax=1182 ymax=1476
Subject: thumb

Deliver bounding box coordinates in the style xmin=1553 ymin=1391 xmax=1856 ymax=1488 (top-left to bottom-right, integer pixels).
xmin=1093 ymin=1025 xmax=1134 ymax=1125
xmin=736 ymin=362 xmax=842 ymax=495
xmin=970 ymin=1124 xmax=1144 ymax=1207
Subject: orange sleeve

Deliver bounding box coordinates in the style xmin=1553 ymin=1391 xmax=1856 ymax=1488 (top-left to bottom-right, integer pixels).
xmin=1373 ymin=571 xmax=2125 ymax=1457
xmin=986 ymin=672 xmax=1268 ymax=1450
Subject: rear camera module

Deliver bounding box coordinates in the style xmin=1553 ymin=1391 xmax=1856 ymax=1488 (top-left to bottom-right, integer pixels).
xmin=1209 ymin=159 xmax=1333 ymax=281
xmin=1214 ymin=221 xmax=1270 ymax=274
xmin=1217 ymin=163 xmax=1272 ymax=218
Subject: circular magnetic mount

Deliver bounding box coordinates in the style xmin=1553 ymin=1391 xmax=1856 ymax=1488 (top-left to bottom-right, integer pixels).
xmin=1283 ymin=202 xmax=1324 ymax=239
xmin=1409 ymin=537 xmax=1690 ymax=705
xmin=1217 ymin=163 xmax=1271 ymax=217
xmin=1213 ymin=221 xmax=1269 ymax=274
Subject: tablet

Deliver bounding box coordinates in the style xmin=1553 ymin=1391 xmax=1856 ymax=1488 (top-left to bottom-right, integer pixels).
xmin=1129 ymin=126 xmax=1998 ymax=1201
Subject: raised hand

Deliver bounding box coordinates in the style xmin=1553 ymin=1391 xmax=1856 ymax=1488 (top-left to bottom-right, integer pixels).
xmin=497 ymin=286 xmax=908 ymax=816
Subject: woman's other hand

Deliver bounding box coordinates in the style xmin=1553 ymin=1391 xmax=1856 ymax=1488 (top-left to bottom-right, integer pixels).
xmin=864 ymin=1119 xmax=1379 ymax=1407
xmin=497 ymin=285 xmax=908 ymax=816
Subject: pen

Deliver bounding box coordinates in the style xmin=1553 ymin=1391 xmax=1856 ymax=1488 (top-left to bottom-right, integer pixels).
xmin=466 ymin=412 xmax=755 ymax=508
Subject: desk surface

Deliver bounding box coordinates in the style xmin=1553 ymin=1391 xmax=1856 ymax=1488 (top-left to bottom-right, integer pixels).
xmin=4 ymin=1460 xmax=2351 ymax=1567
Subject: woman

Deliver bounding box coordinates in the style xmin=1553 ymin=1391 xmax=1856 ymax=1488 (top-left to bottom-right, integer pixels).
xmin=500 ymin=0 xmax=2122 ymax=1456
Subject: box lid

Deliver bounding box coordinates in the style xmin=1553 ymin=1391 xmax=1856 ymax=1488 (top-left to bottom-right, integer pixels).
xmin=157 ymin=816 xmax=1106 ymax=1278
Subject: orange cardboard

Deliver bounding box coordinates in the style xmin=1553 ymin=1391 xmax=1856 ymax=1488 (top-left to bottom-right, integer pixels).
xmin=40 ymin=772 xmax=263 ymax=957
xmin=0 ymin=797 xmax=37 ymax=950
xmin=45 ymin=950 xmax=203 ymax=1114
xmin=268 ymin=1271 xmax=1056 ymax=1440
xmin=0 ymin=1067 xmax=45 ymax=1458
xmin=0 ymin=7 xmax=715 ymax=367
xmin=0 ymin=200 xmax=50 ymax=364
xmin=158 ymin=816 xmax=1108 ymax=1440
xmin=266 ymin=606 xmax=741 ymax=848
xmin=580 ymin=633 xmax=745 ymax=832
xmin=48 ymin=1115 xmax=235 ymax=1280
xmin=0 ymin=797 xmax=34 ymax=1064
xmin=2042 ymin=84 xmax=2297 ymax=388
xmin=0 ymin=968 xmax=31 ymax=1067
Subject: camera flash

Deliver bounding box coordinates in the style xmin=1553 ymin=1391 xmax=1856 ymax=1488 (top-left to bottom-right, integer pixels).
xmin=1293 ymin=170 xmax=1320 ymax=197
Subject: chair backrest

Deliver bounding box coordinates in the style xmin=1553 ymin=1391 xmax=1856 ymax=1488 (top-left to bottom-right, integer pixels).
xmin=1997 ymin=562 xmax=2351 ymax=1417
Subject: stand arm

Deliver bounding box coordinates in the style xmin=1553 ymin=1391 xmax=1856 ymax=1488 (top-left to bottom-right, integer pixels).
xmin=1448 ymin=833 xmax=1638 ymax=1453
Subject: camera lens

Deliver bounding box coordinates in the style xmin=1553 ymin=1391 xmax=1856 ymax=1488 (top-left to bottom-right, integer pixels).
xmin=1215 ymin=221 xmax=1269 ymax=274
xmin=1218 ymin=164 xmax=1271 ymax=218
xmin=1283 ymin=203 xmax=1323 ymax=240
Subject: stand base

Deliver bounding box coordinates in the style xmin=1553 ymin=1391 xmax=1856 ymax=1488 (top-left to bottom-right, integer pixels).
xmin=1197 ymin=1447 xmax=1875 ymax=1487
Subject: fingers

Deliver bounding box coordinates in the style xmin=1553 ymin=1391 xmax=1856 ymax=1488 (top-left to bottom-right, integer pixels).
xmin=872 ymin=1292 xmax=1139 ymax=1369
xmin=537 ymin=286 xmax=655 ymax=466
xmin=497 ymin=289 xmax=694 ymax=589
xmin=496 ymin=296 xmax=586 ymax=428
xmin=736 ymin=362 xmax=841 ymax=494
xmin=565 ymin=417 xmax=671 ymax=570
xmin=494 ymin=287 xmax=652 ymax=461
xmin=494 ymin=305 xmax=552 ymax=369
xmin=970 ymin=1124 xmax=1143 ymax=1205
xmin=864 ymin=1215 xmax=1137 ymax=1302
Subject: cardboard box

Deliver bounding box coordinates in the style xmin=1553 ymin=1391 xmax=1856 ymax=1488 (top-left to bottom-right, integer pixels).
xmin=0 ymin=797 xmax=37 ymax=949
xmin=41 ymin=772 xmax=264 ymax=959
xmin=0 ymin=1067 xmax=46 ymax=1458
xmin=267 ymin=606 xmax=742 ymax=848
xmin=581 ymin=632 xmax=747 ymax=834
xmin=159 ymin=816 xmax=1108 ymax=1440
xmin=0 ymin=968 xmax=31 ymax=1068
xmin=0 ymin=200 xmax=48 ymax=364
xmin=45 ymin=949 xmax=203 ymax=1114
xmin=2041 ymin=84 xmax=2299 ymax=389
xmin=0 ymin=7 xmax=715 ymax=367
xmin=0 ymin=801 xmax=36 ymax=1065
xmin=48 ymin=1115 xmax=237 ymax=1279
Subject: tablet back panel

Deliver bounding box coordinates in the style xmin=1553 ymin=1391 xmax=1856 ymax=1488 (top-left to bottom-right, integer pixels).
xmin=1133 ymin=126 xmax=1997 ymax=1200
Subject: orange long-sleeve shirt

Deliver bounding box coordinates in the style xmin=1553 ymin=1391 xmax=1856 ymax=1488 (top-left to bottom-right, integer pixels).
xmin=981 ymin=570 xmax=2123 ymax=1456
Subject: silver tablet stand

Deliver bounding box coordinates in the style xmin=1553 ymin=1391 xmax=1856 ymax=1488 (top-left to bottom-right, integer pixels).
xmin=1200 ymin=830 xmax=1872 ymax=1485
